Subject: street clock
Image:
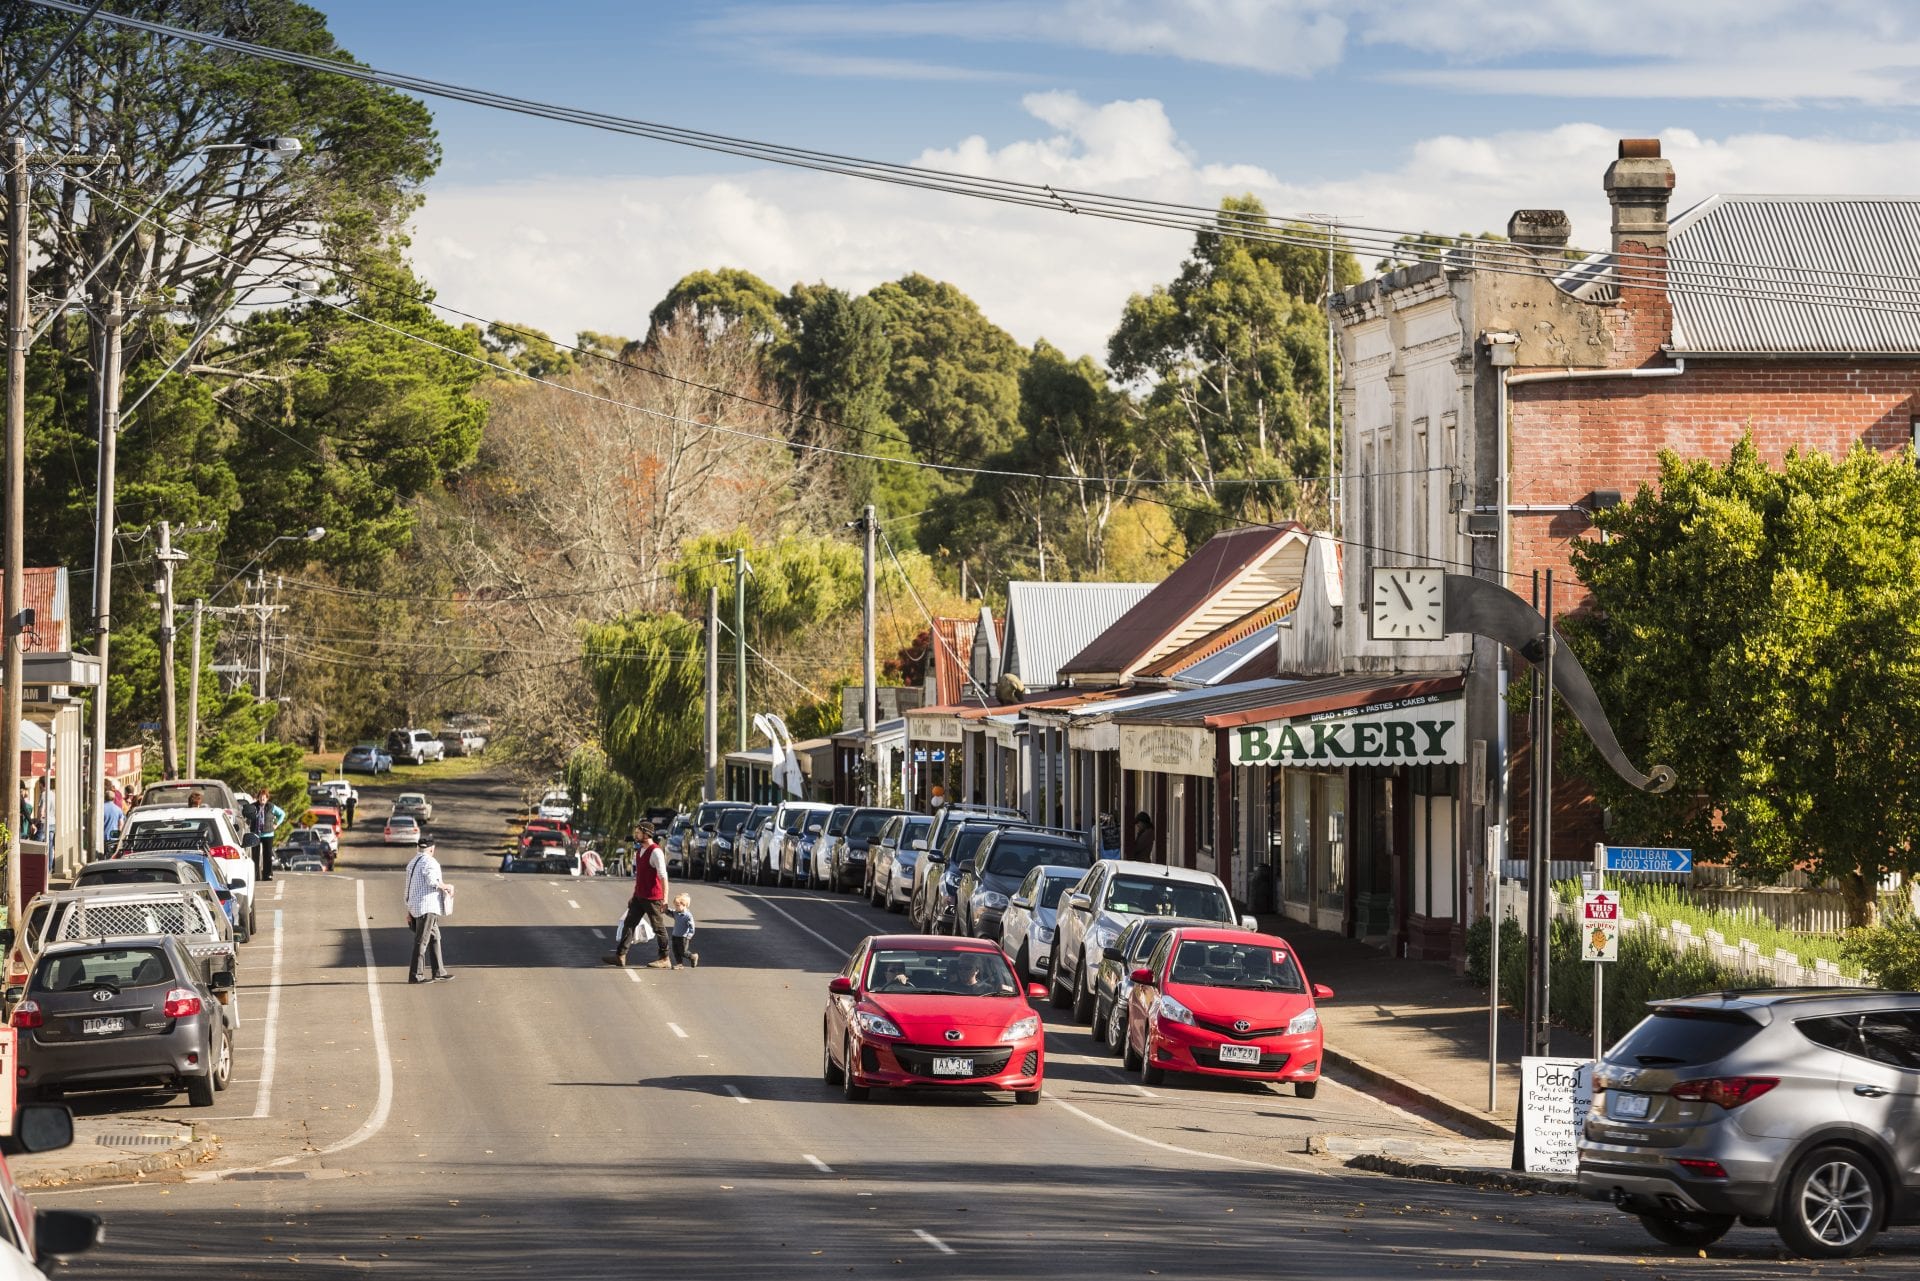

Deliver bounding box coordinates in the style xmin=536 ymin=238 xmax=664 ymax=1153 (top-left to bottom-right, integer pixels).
xmin=1368 ymin=566 xmax=1446 ymax=641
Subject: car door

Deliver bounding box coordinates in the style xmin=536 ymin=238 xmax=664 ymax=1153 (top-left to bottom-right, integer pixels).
xmin=826 ymin=940 xmax=869 ymax=1063
xmin=1000 ymin=867 xmax=1041 ymax=961
xmin=954 ymin=834 xmax=993 ymax=935
xmin=1832 ymin=1008 xmax=1920 ymax=1198
xmin=1060 ymin=865 xmax=1106 ymax=976
xmin=1127 ymin=932 xmax=1174 ymax=1056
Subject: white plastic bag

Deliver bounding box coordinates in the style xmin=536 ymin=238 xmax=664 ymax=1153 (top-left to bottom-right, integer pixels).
xmin=615 ymin=912 xmax=654 ymax=946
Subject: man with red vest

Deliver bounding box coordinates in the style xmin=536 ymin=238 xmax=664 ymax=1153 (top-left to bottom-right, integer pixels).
xmin=604 ymin=822 xmax=673 ymax=969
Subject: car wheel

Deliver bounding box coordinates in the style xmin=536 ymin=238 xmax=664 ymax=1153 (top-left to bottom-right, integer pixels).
xmin=186 ymin=1062 xmax=217 ymax=1108
xmin=1091 ymin=995 xmax=1108 ymax=1045
xmin=247 ymin=905 xmax=258 ymax=938
xmin=1015 ymin=945 xmax=1031 ymax=984
xmin=211 ymin=1028 xmax=233 ymax=1092
xmin=1294 ymin=1079 xmax=1318 ymax=1100
xmin=1048 ymin=948 xmax=1073 ymax=1008
xmin=841 ymin=1034 xmax=869 ymax=1102
xmin=1106 ymin=1000 xmax=1128 ymax=1056
xmin=821 ymin=1026 xmax=842 ymax=1086
xmin=1072 ymin=964 xmax=1095 ymax=1022
xmin=1638 ymin=1213 xmax=1733 ymax=1250
xmin=1139 ymin=1035 xmax=1165 ymax=1087
xmin=235 ymin=913 xmax=250 ymax=945
xmin=1016 ymin=1086 xmax=1042 ymax=1105
xmin=1122 ymin=1020 xmax=1142 ymax=1071
xmin=1778 ymin=1145 xmax=1882 ymax=1258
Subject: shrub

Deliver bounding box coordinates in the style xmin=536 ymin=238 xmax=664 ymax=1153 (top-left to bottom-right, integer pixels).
xmin=1841 ymin=911 xmax=1920 ymax=989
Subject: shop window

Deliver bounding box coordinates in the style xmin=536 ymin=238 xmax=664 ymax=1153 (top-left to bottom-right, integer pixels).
xmin=1411 ymin=764 xmax=1458 ymax=920
xmin=1316 ymin=773 xmax=1347 ymax=914
xmin=1284 ymin=772 xmax=1311 ymax=903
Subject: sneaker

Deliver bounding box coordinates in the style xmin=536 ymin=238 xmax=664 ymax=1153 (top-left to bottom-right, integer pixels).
xmin=434 ymin=973 xmax=455 ymax=982
xmin=644 ymin=958 xmax=671 ymax=969
xmin=601 ymin=953 xmax=627 ymax=968
xmin=690 ymin=953 xmax=700 ymax=968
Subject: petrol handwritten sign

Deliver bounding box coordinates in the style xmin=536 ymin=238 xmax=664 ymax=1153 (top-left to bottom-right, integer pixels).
xmin=1521 ymin=1056 xmax=1594 ymax=1174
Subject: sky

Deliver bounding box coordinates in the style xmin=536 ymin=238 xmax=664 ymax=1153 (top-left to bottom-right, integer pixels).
xmin=301 ymin=0 xmax=1920 ymax=361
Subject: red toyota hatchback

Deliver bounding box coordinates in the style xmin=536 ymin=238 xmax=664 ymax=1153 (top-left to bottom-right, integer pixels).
xmin=823 ymin=935 xmax=1047 ymax=1104
xmin=1122 ymin=926 xmax=1333 ymax=1096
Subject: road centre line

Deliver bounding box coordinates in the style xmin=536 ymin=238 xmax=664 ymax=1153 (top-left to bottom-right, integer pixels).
xmin=802 ymin=1153 xmax=832 ymax=1173
xmin=250 ymin=909 xmax=286 ymax=1118
xmin=626 ymin=969 xmax=642 ymax=983
xmin=567 ymin=899 xmax=580 ymax=910
xmin=667 ymin=1022 xmax=688 ymax=1039
xmin=273 ymin=880 xmax=286 ymax=901
xmin=912 ymin=1229 xmax=955 ymax=1256
xmin=723 ymin=1084 xmax=749 ymax=1103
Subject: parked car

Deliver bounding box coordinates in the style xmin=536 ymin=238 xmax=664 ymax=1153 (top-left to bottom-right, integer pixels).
xmin=662 ymin=814 xmax=691 ymax=873
xmin=771 ymin=802 xmax=836 ymax=888
xmin=278 ymin=827 xmax=331 ymax=870
xmin=18 ymin=885 xmax=236 ymax=995
xmin=1089 ymin=915 xmax=1219 ymax=1052
xmin=864 ymin=813 xmax=932 ymax=909
xmin=1050 ymin=859 xmax=1256 ymax=1022
xmin=310 ymin=777 xmax=357 ymax=809
xmin=0 ymin=1104 xmax=104 ymax=1272
xmin=383 ymin=815 xmax=421 ymax=845
xmin=683 ymin=802 xmax=750 ymax=880
xmin=919 ymin=804 xmax=1027 ymax=863
xmin=98 ymin=851 xmax=245 ymax=938
xmin=821 ymin=934 xmax=1046 ymax=1104
xmin=1000 ymin=864 xmax=1109 ymax=985
xmin=826 ymin=807 xmax=908 ymax=893
xmin=436 ymin=726 xmax=486 ymax=756
xmin=392 ymin=792 xmax=434 ymax=824
xmin=131 ymin=779 xmax=243 ymax=822
xmin=386 ymin=728 xmax=445 ymax=766
xmin=114 ymin=808 xmax=258 ymax=943
xmin=305 ymin=808 xmax=343 ymax=854
xmin=953 ymin=829 xmax=1095 ymax=941
xmin=283 ymin=850 xmax=328 ymax=873
xmin=15 ymin=935 xmax=236 ymax=1108
xmin=910 ymin=820 xmax=1029 ymax=934
xmin=506 ymin=843 xmax=580 ymax=875
xmin=1121 ymin=926 xmax=1332 ymax=1096
xmin=342 ymin=742 xmax=392 ymax=775
xmin=1580 ymin=988 xmax=1920 ymax=1259
xmin=537 ymin=790 xmax=574 ymax=822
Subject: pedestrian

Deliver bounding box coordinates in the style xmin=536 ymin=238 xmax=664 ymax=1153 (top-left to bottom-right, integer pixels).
xmin=101 ymin=787 xmax=125 ymax=851
xmin=603 ymin=822 xmax=672 ymax=969
xmin=404 ymin=837 xmax=454 ymax=983
xmin=16 ymin=782 xmax=30 ymax=837
xmin=1130 ymin=810 xmax=1155 ymax=861
xmin=670 ymin=892 xmax=698 ymax=969
xmin=344 ymin=790 xmax=357 ymax=830
xmin=249 ymin=788 xmax=278 ymax=882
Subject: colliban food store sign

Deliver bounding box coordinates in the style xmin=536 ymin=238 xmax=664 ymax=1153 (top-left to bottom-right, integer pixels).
xmin=1228 ymin=693 xmax=1464 ymax=767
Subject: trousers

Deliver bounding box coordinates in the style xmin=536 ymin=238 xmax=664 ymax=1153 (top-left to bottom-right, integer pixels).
xmin=410 ymin=911 xmax=447 ymax=980
xmin=616 ymin=896 xmax=671 ymax=959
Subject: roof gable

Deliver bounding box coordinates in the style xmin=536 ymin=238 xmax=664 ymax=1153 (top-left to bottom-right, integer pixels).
xmin=1001 ymin=581 xmax=1154 ymax=690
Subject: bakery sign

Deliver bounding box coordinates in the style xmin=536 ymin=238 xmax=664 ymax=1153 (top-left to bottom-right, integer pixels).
xmin=1229 ymin=694 xmax=1464 ymax=767
xmin=1119 ymin=724 xmax=1214 ymax=777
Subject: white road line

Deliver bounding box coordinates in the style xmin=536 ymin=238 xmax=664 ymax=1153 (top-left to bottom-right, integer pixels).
xmin=567 ymin=899 xmax=581 ymax=910
xmin=316 ymin=879 xmax=395 ymax=1158
xmin=250 ymin=909 xmax=286 ymax=1118
xmin=592 ymin=928 xmax=607 ymax=939
xmin=1048 ymin=1096 xmax=1320 ymax=1175
xmin=737 ymin=886 xmax=846 ymax=954
xmin=667 ymin=1022 xmax=688 ymax=1039
xmin=802 ymin=1153 xmax=832 ymax=1173
xmin=723 ymin=1084 xmax=748 ymax=1103
xmin=912 ymin=1229 xmax=955 ymax=1256
xmin=273 ymin=880 xmax=286 ymax=901
xmin=625 ymin=969 xmax=642 ymax=984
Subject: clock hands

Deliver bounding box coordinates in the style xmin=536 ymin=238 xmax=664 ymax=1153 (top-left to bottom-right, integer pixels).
xmin=1393 ymin=577 xmax=1414 ymax=609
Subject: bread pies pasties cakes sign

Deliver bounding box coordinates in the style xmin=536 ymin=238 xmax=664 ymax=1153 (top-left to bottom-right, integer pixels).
xmin=1228 ymin=693 xmax=1464 ymax=767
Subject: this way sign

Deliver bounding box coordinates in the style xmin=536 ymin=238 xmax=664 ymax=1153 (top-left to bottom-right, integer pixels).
xmin=1582 ymin=890 xmax=1620 ymax=962
xmin=1602 ymin=845 xmax=1692 ymax=874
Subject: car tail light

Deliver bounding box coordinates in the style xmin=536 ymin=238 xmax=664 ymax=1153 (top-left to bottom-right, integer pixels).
xmin=1670 ymin=1076 xmax=1778 ymax=1109
xmin=1675 ymin=1158 xmax=1729 ymax=1179
xmin=163 ymin=988 xmax=203 ymax=1018
xmin=210 ymin=844 xmax=243 ymax=861
xmin=12 ymin=1000 xmax=41 ymax=1029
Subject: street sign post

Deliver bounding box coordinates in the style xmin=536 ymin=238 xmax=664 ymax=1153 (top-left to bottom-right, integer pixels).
xmin=1601 ymin=845 xmax=1693 ymax=874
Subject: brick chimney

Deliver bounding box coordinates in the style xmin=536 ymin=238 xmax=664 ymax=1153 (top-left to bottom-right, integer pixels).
xmin=1603 ymin=138 xmax=1674 ymax=256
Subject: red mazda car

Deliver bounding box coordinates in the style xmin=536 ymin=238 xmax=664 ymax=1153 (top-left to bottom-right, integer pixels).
xmin=1122 ymin=926 xmax=1332 ymax=1096
xmin=823 ymin=935 xmax=1046 ymax=1104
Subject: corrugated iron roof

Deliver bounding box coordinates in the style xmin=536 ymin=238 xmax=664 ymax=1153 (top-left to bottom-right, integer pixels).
xmin=1002 ymin=581 xmax=1154 ymax=689
xmin=1112 ymin=672 xmax=1465 ymax=728
xmin=1166 ymin=623 xmax=1281 ymax=687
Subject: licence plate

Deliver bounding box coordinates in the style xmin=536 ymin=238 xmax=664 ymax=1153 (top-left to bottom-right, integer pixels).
xmin=1610 ymin=1091 xmax=1652 ymax=1119
xmin=81 ymin=1017 xmax=125 ymax=1036
xmin=1218 ymin=1043 xmax=1262 ymax=1065
xmin=931 ymin=1056 xmax=973 ymax=1076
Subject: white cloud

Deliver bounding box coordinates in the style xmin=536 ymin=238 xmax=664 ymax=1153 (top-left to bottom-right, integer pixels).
xmin=406 ymin=100 xmax=1920 ymax=369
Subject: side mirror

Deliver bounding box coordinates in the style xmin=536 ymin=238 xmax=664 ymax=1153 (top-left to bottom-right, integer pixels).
xmin=1313 ymin=983 xmax=1335 ymax=1002
xmin=1129 ymin=967 xmax=1154 ymax=985
xmin=13 ymin=1103 xmax=73 ymax=1155
xmin=926 ymin=852 xmax=945 ymax=866
xmin=909 ymin=839 xmax=928 ymax=851
xmin=1240 ymin=915 xmax=1259 ymax=930
xmin=1009 ymin=897 xmax=1031 ymax=910
xmin=240 ymin=832 xmax=260 ymax=849
xmin=210 ymin=969 xmax=235 ymax=993
xmin=1026 ymin=982 xmax=1049 ymax=1002
xmin=3 ymin=986 xmax=20 ymax=1006
xmin=1066 ymin=893 xmax=1092 ymax=911
xmin=33 ymin=1208 xmax=102 ymax=1263
xmin=827 ymin=976 xmax=856 ymax=997
xmin=1102 ymin=945 xmax=1125 ymax=963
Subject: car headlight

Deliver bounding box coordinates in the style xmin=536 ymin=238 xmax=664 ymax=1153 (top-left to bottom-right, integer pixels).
xmin=974 ymin=891 xmax=1009 ymax=910
xmin=856 ymin=1010 xmax=902 ymax=1038
xmin=1005 ymin=1014 xmax=1039 ymax=1040
xmin=1287 ymin=1008 xmax=1319 ymax=1035
xmin=716 ymin=838 xmax=732 ymax=851
xmin=1155 ymin=994 xmax=1195 ymax=1025
xmin=1030 ymin=923 xmax=1055 ymax=944
xmin=1088 ymin=920 xmax=1120 ymax=951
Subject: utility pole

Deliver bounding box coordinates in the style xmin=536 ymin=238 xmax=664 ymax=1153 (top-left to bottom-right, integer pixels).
xmin=155 ymin=522 xmax=187 ymax=777
xmin=704 ymin=584 xmax=719 ymax=802
xmin=733 ymin=550 xmax=749 ymax=753
xmin=254 ymin=569 xmax=269 ymax=700
xmin=185 ymin=599 xmax=203 ymax=778
xmin=1525 ymin=570 xmax=1558 ymax=1058
xmin=4 ymin=137 xmax=30 ymax=940
xmin=861 ymin=504 xmax=877 ymax=805
xmin=89 ymin=289 xmax=123 ymax=849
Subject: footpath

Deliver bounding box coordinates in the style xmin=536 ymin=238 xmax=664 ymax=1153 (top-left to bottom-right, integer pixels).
xmin=9 ymin=1114 xmax=214 ymax=1188
xmin=1263 ymin=917 xmax=1587 ymax=1195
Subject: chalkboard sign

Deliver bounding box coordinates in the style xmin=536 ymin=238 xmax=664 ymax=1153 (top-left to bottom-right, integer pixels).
xmin=1520 ymin=1056 xmax=1594 ymax=1174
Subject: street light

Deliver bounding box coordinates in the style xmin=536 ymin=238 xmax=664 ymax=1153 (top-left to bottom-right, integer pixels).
xmin=208 ymin=525 xmax=325 ymax=606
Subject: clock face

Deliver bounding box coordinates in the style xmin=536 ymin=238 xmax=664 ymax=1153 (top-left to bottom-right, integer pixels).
xmin=1369 ymin=567 xmax=1446 ymax=641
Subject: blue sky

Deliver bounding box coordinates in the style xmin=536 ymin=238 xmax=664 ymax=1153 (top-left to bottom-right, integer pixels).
xmin=306 ymin=0 xmax=1920 ymax=358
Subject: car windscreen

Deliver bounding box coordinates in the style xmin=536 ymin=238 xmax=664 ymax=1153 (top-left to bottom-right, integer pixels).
xmin=986 ymin=839 xmax=1091 ymax=878
xmin=945 ymin=827 xmax=995 ymax=868
xmin=77 ymin=867 xmax=184 ymax=886
xmin=827 ymin=809 xmax=854 ymax=835
xmin=1168 ymin=939 xmax=1304 ymax=992
xmin=865 ymin=948 xmax=1018 ymax=997
xmin=1039 ymin=873 xmax=1081 ymax=910
xmin=388 ymin=817 xmax=417 ymax=829
xmin=1125 ymin=920 xmax=1179 ymax=961
xmin=780 ymin=809 xmax=810 ymax=833
xmin=717 ymin=809 xmax=750 ymax=835
xmin=36 ymin=946 xmax=175 ymax=993
xmin=846 ymin=811 xmax=892 ymax=841
xmin=122 ymin=818 xmax=217 ymax=851
xmin=904 ymin=818 xmax=931 ymax=840
xmin=1106 ymin=875 xmax=1231 ymax=921
xmin=1610 ymin=1009 xmax=1765 ymax=1067
xmin=139 ymin=784 xmax=217 ymax=809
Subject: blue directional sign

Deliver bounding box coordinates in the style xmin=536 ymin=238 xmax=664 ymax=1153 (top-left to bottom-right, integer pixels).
xmin=137 ymin=720 xmax=161 ymax=732
xmin=1603 ymin=845 xmax=1693 ymax=874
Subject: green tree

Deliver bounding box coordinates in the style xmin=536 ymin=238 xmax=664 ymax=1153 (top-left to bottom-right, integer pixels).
xmin=1108 ymin=196 xmax=1361 ymax=544
xmin=582 ymin=612 xmax=708 ymax=803
xmin=775 ymin=284 xmax=905 ymax=507
xmin=1564 ymin=439 xmax=1920 ymax=925
xmin=480 ymin=322 xmax=577 ymax=379
xmin=645 ymin=268 xmax=786 ymax=347
xmin=1375 ymin=230 xmax=1508 ymax=274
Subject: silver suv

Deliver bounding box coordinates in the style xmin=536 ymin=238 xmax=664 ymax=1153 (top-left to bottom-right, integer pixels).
xmin=1579 ymin=988 xmax=1920 ymax=1259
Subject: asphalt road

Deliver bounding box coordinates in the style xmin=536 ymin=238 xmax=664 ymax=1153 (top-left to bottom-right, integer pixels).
xmin=31 ymin=770 xmax=1904 ymax=1277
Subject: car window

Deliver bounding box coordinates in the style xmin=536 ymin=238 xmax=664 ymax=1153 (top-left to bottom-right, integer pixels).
xmin=847 ymin=811 xmax=892 ymax=840
xmin=1106 ymin=875 xmax=1232 ymax=921
xmin=1039 ymin=874 xmax=1081 ymax=910
xmin=840 ymin=941 xmax=867 ymax=982
xmin=986 ymin=839 xmax=1092 ymax=878
xmin=1799 ymin=1011 xmax=1920 ymax=1070
xmin=826 ymin=809 xmax=854 ymax=835
xmin=1613 ymin=1009 xmax=1765 ymax=1067
xmin=717 ymin=809 xmax=750 ymax=835
xmin=78 ymin=866 xmax=181 ymax=886
xmin=865 ymin=948 xmax=1017 ymax=996
xmin=1127 ymin=920 xmax=1177 ymax=961
xmin=37 ymin=946 xmax=174 ymax=992
xmin=1167 ymin=939 xmax=1305 ymax=992
xmin=1145 ymin=933 xmax=1174 ymax=975
xmin=122 ymin=817 xmax=218 ymax=850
